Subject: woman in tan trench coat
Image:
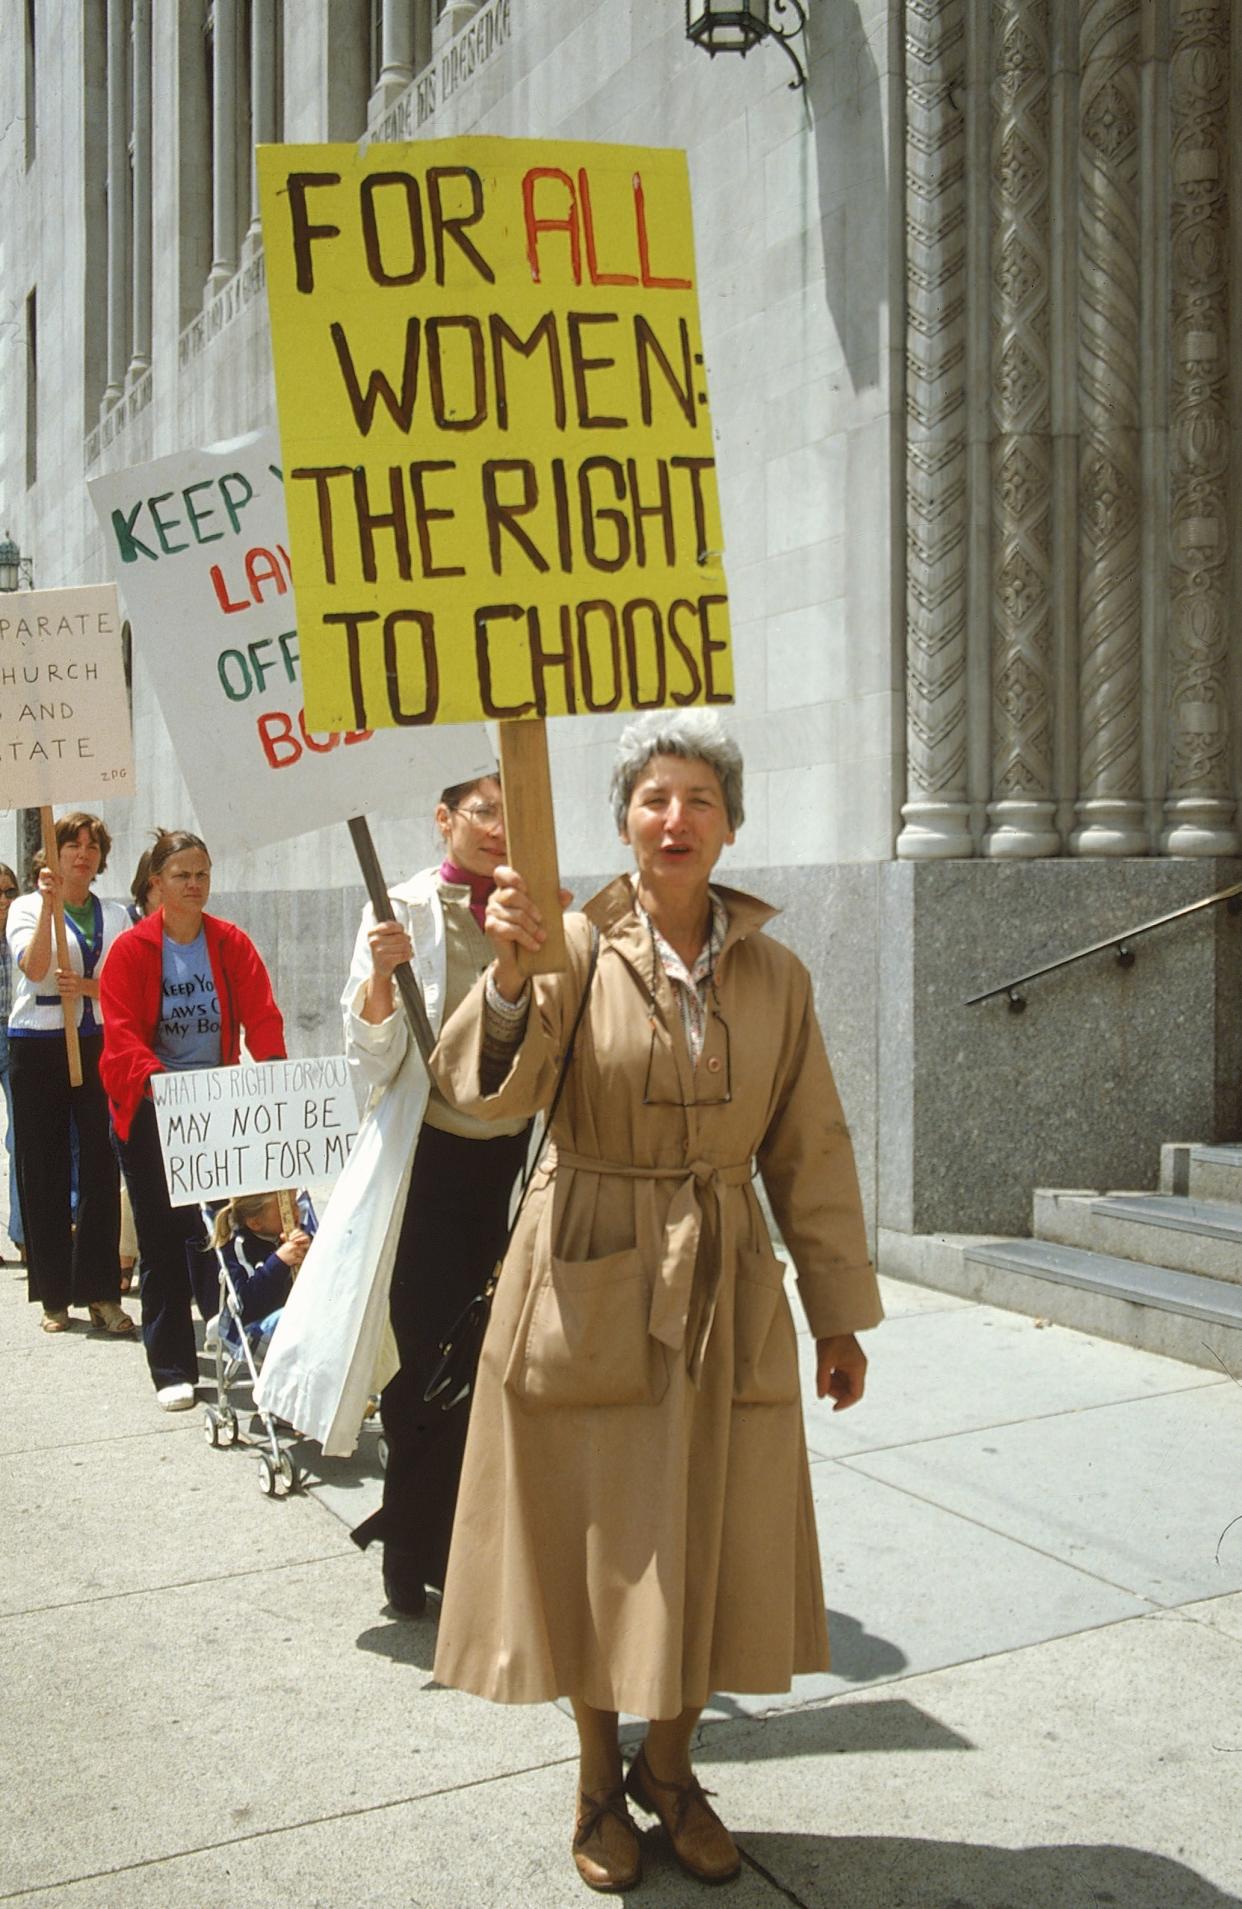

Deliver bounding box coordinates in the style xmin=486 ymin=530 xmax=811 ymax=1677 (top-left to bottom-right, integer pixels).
xmin=431 ymin=710 xmax=883 ymax=1892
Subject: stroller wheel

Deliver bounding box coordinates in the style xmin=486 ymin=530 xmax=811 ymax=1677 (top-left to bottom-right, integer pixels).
xmin=222 ymin=1410 xmax=240 ymax=1447
xmin=257 ymin=1453 xmax=278 ymax=1496
xmin=203 ymin=1408 xmax=221 ymax=1448
xmin=279 ymin=1450 xmax=301 ymax=1494
xmin=377 ymin=1435 xmax=389 ymax=1472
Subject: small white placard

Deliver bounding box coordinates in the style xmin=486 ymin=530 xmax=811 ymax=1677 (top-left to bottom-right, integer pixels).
xmin=0 ymin=583 xmax=135 ymax=807
xmin=150 ymin=1054 xmax=358 ymax=1206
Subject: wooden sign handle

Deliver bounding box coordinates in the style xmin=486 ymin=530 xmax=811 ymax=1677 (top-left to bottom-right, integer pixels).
xmin=277 ymin=1189 xmax=299 ymax=1236
xmin=40 ymin=808 xmax=83 ymax=1089
xmin=498 ymin=719 xmax=567 ymax=977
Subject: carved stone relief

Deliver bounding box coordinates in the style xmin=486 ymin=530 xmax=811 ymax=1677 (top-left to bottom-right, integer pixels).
xmin=897 ymin=0 xmax=975 ymax=858
xmin=985 ymin=0 xmax=1060 ymax=856
xmin=1073 ymin=0 xmax=1148 ymax=853
xmin=1162 ymin=0 xmax=1237 ymax=851
xmin=899 ymin=0 xmax=1238 ymax=859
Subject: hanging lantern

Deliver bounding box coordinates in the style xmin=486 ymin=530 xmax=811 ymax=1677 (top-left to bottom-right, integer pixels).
xmin=0 ymin=534 xmax=33 ymax=593
xmin=685 ymin=0 xmax=807 ymax=85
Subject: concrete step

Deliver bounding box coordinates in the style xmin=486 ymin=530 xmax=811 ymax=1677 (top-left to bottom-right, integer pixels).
xmin=876 ymin=1226 xmax=1242 ymax=1375
xmin=1188 ymin=1144 xmax=1242 ymax=1206
xmin=1160 ymin=1141 xmax=1242 ymax=1204
xmin=1034 ymin=1189 xmax=1242 ymax=1285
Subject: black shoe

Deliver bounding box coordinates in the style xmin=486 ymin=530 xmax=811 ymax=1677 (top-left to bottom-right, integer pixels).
xmin=382 ymin=1550 xmax=428 ymax=1618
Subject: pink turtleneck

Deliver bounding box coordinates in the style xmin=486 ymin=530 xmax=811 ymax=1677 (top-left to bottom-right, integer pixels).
xmin=439 ymin=857 xmax=494 ymax=930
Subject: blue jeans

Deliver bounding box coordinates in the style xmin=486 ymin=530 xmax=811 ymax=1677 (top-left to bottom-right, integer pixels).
xmin=0 ymin=1032 xmax=25 ymax=1250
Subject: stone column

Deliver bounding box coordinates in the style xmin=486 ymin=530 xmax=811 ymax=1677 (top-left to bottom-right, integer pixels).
xmin=1072 ymin=0 xmax=1147 ymax=854
xmin=436 ymin=1 xmax=479 ymax=41
xmin=103 ymin=0 xmax=131 ymax=408
xmin=984 ymin=0 xmax=1060 ymax=856
xmin=896 ymin=0 xmax=975 ymax=860
xmin=376 ymin=0 xmax=417 ymax=104
xmin=209 ymin=0 xmax=239 ymax=293
xmin=128 ymin=0 xmax=152 ymax=379
xmin=1161 ymin=0 xmax=1237 ymax=852
xmin=247 ymin=0 xmax=278 ymax=245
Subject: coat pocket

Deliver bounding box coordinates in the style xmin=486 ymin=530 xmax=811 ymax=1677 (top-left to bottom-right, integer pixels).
xmin=733 ymin=1249 xmax=800 ymax=1405
xmin=507 ymin=1248 xmax=669 ymax=1409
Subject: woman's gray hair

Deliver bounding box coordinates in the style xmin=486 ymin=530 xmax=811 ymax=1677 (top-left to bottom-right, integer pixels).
xmin=609 ymin=709 xmax=745 ymax=834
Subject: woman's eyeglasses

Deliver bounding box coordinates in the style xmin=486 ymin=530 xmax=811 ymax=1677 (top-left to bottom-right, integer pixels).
xmin=452 ymin=803 xmax=503 ymax=828
xmin=0 ymin=887 xmax=18 ymax=900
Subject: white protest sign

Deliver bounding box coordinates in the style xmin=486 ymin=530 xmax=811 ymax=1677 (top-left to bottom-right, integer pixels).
xmin=87 ymin=431 xmax=490 ymax=854
xmin=151 ymin=1054 xmax=358 ymax=1206
xmin=0 ymin=583 xmax=134 ymax=806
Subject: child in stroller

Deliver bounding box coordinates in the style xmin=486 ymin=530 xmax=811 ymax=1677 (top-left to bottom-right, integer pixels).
xmin=201 ymin=1190 xmax=316 ymax=1492
xmin=204 ymin=1189 xmax=315 ymax=1361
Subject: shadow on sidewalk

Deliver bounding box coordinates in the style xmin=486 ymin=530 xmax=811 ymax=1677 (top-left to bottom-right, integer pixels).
xmin=822 ymin=1607 xmax=908 ymax=1682
xmin=704 ymin=1696 xmax=972 ymax=1760
xmin=737 ymin=1833 xmax=1240 ymax=1908
xmin=355 ymin=1617 xmax=440 ymax=1672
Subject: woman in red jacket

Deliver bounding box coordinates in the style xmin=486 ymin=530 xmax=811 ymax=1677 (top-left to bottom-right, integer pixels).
xmin=100 ymin=830 xmax=285 ymax=1411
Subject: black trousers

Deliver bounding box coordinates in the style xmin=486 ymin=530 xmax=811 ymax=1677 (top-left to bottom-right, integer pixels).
xmin=11 ymin=1033 xmax=120 ymax=1312
xmin=114 ymin=1098 xmax=216 ymax=1390
xmin=352 ymin=1120 xmax=529 ymax=1589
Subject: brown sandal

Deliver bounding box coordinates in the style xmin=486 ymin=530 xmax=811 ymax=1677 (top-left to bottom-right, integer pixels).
xmin=40 ymin=1310 xmax=70 ymax=1333
xmin=88 ymin=1301 xmax=136 ymax=1336
xmin=573 ymin=1786 xmax=642 ymax=1893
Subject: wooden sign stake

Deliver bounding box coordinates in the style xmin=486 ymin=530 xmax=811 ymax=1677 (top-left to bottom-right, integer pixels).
xmin=498 ymin=719 xmax=566 ymax=977
xmin=346 ymin=816 xmax=436 ymax=1064
xmin=39 ymin=807 xmax=83 ymax=1089
xmin=277 ymin=1189 xmax=299 ymax=1237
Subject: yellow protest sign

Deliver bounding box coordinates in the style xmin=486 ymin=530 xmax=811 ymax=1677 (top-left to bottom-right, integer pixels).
xmin=258 ymin=137 xmax=732 ymax=732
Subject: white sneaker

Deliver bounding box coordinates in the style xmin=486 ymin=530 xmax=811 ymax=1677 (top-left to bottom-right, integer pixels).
xmin=156 ymin=1382 xmax=196 ymax=1412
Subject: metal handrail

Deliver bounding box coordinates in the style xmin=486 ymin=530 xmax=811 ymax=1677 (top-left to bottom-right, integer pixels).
xmin=965 ymin=880 xmax=1242 ymax=1012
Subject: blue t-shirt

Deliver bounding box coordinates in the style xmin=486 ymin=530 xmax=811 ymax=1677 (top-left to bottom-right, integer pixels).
xmin=155 ymin=931 xmax=222 ymax=1071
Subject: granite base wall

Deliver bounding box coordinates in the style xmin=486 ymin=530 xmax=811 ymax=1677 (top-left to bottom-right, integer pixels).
xmin=880 ymin=859 xmax=1242 ymax=1238
xmin=214 ymin=856 xmax=1242 ymax=1254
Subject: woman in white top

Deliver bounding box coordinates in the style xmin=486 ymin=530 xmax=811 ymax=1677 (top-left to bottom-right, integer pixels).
xmin=257 ymin=773 xmax=529 ymax=1618
xmin=7 ymin=812 xmax=133 ymax=1335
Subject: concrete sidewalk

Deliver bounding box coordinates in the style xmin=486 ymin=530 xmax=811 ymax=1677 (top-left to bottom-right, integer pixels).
xmin=3 ymin=1258 xmax=1242 ymax=1907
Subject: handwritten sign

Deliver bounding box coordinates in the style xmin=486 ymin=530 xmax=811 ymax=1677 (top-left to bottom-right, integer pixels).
xmin=0 ymin=584 xmax=134 ymax=807
xmin=87 ymin=433 xmax=490 ymax=853
xmin=151 ymin=1054 xmax=359 ymax=1206
xmin=258 ymin=137 xmax=733 ymax=732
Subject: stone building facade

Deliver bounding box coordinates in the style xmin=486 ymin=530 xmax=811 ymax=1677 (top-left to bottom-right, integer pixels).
xmin=0 ymin=0 xmax=1238 ymax=1261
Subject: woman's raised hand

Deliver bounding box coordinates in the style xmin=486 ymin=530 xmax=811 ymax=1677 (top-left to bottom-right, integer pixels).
xmin=485 ymin=867 xmax=572 ymax=1002
xmin=367 ymin=918 xmax=413 ymax=980
xmin=486 ymin=866 xmax=541 ymax=999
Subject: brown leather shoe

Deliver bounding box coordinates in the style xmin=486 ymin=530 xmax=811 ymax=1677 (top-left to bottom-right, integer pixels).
xmin=625 ymin=1745 xmax=741 ymax=1884
xmin=573 ymin=1786 xmax=642 ymax=1893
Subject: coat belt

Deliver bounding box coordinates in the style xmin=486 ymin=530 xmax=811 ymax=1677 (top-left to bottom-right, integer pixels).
xmin=554 ymin=1151 xmax=754 ymax=1377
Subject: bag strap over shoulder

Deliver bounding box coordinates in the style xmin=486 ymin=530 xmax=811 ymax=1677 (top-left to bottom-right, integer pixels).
xmin=510 ymin=922 xmax=600 ymax=1221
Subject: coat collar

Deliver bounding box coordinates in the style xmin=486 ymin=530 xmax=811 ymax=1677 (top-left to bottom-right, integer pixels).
xmin=388 ymin=866 xmax=442 ymax=906
xmin=582 ymin=874 xmax=779 ymax=970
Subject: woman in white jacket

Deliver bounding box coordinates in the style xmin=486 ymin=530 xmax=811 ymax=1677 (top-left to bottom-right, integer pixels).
xmin=257 ymin=774 xmax=528 ymax=1615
